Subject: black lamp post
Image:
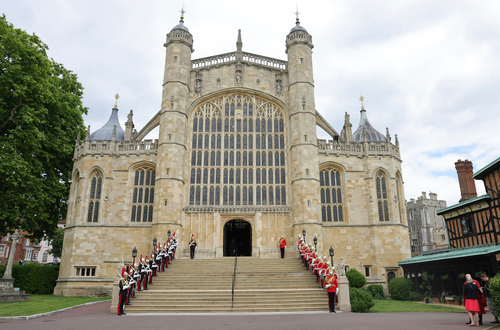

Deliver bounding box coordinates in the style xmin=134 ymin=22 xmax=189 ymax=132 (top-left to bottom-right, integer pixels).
xmin=329 ymin=246 xmax=334 ymax=266
xmin=153 ymin=237 xmax=157 ymax=251
xmin=313 ymin=236 xmax=318 ymax=251
xmin=132 ymin=247 xmax=137 ymax=266
xmin=167 ymin=230 xmax=171 ymax=240
xmin=302 ymin=229 xmax=306 ymax=243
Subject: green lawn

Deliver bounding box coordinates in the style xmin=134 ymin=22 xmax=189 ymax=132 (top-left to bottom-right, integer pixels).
xmin=0 ymin=295 xmax=111 ymax=317
xmin=370 ymin=299 xmax=466 ymax=313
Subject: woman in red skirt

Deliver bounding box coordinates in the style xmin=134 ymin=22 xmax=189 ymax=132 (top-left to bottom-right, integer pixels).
xmin=464 ymin=274 xmax=484 ymax=326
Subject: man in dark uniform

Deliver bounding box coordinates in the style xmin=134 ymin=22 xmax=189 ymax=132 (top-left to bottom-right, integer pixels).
xmin=118 ymin=267 xmax=130 ymax=316
xmin=189 ymin=234 xmax=197 ymax=259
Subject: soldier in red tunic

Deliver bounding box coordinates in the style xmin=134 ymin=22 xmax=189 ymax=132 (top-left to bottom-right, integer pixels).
xmin=278 ymin=236 xmax=287 ymax=258
xmin=117 ymin=267 xmax=130 ymax=316
xmin=325 ymin=267 xmax=338 ymax=313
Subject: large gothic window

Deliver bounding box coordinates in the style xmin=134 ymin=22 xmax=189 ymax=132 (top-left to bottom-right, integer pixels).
xmin=376 ymin=172 xmax=390 ymax=221
xmin=131 ymin=168 xmax=156 ymax=222
xmin=189 ymin=94 xmax=286 ymax=206
xmin=320 ymin=169 xmax=343 ymax=222
xmin=87 ymin=172 xmax=102 ymax=222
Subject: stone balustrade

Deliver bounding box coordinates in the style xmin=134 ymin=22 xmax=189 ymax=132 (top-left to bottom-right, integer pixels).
xmin=317 ymin=139 xmax=401 ymax=159
xmin=191 ymin=51 xmax=287 ymax=71
xmin=73 ymin=139 xmax=159 ymax=160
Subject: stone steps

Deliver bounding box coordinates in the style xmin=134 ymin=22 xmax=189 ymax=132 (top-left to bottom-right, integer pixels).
xmin=125 ymin=257 xmax=329 ymax=313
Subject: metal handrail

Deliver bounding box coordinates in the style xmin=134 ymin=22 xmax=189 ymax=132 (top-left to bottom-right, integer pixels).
xmin=231 ymin=256 xmax=237 ymax=309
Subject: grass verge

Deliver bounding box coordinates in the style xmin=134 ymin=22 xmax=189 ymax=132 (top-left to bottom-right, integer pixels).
xmin=370 ymin=299 xmax=466 ymax=313
xmin=0 ymin=295 xmax=111 ymax=317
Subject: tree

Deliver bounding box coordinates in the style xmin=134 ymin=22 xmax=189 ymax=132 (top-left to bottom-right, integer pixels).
xmin=0 ymin=15 xmax=87 ymax=240
xmin=46 ymin=227 xmax=64 ymax=259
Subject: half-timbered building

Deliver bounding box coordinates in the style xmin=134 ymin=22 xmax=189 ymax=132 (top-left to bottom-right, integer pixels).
xmin=399 ymin=157 xmax=500 ymax=296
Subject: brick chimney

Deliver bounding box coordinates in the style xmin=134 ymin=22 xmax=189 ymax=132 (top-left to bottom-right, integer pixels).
xmin=455 ymin=159 xmax=477 ymax=202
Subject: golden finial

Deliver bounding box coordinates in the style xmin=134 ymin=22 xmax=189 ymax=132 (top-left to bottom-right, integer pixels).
xmin=294 ymin=4 xmax=301 ymax=22
xmin=114 ymin=90 xmax=120 ymax=108
xmin=359 ymin=91 xmax=365 ymax=110
xmin=180 ymin=2 xmax=187 ymax=21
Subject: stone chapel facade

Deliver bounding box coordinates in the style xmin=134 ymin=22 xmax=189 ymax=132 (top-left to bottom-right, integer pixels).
xmin=54 ymin=16 xmax=410 ymax=296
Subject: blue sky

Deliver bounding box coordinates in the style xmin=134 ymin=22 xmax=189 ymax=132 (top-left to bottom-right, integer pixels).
xmin=3 ymin=0 xmax=499 ymax=206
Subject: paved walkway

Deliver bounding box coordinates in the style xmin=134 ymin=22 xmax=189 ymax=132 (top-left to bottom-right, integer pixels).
xmin=1 ymin=301 xmax=499 ymax=330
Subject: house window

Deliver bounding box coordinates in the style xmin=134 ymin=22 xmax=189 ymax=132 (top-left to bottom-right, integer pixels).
xmin=320 ymin=168 xmax=344 ymax=222
xmin=24 ymin=249 xmax=32 ymax=261
xmin=87 ymin=172 xmax=102 ymax=222
xmin=44 ymin=240 xmax=50 ymax=247
xmin=75 ymin=267 xmax=96 ymax=277
xmin=461 ymin=214 xmax=475 ymax=236
xmin=33 ymin=251 xmax=39 ymax=262
xmin=376 ymin=172 xmax=390 ymax=221
xmin=364 ymin=266 xmax=371 ymax=277
xmin=42 ymin=252 xmax=48 ymax=263
xmin=131 ymin=167 xmax=156 ymax=222
xmin=441 ymin=234 xmax=446 ymax=241
xmin=0 ymin=245 xmax=5 ymax=258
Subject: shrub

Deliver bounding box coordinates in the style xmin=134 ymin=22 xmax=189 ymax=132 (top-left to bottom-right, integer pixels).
xmin=366 ymin=284 xmax=385 ymax=299
xmin=424 ymin=296 xmax=432 ymax=303
xmin=350 ymin=287 xmax=375 ymax=312
xmin=389 ymin=277 xmax=414 ymax=300
xmin=346 ymin=268 xmax=367 ymax=288
xmin=408 ymin=291 xmax=423 ymax=301
xmin=0 ymin=264 xmax=60 ymax=294
xmin=490 ymin=272 xmax=500 ymax=316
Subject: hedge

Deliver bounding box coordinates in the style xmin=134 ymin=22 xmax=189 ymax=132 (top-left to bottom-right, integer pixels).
xmin=0 ymin=264 xmax=60 ymax=294
xmin=389 ymin=277 xmax=414 ymax=300
xmin=366 ymin=284 xmax=385 ymax=299
xmin=490 ymin=272 xmax=500 ymax=316
xmin=346 ymin=268 xmax=367 ymax=288
xmin=350 ymin=287 xmax=375 ymax=312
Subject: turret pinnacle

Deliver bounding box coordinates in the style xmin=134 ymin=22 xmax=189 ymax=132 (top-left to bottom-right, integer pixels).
xmin=236 ymin=29 xmax=242 ymax=53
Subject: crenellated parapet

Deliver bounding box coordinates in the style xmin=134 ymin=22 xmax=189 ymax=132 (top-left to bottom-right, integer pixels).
xmin=73 ymin=139 xmax=159 ymax=160
xmin=191 ymin=51 xmax=287 ymax=71
xmin=317 ymin=139 xmax=401 ymax=161
xmin=165 ymin=29 xmax=193 ymax=52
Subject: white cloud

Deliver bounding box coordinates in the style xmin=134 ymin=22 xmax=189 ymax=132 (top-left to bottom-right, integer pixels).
xmin=2 ymin=0 xmax=499 ymax=207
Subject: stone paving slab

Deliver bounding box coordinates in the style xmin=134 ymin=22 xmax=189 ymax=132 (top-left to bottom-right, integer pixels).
xmin=1 ymin=301 xmax=500 ymax=330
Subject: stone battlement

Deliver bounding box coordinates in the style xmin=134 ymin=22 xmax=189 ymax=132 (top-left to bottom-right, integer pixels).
xmin=192 ymin=51 xmax=287 ymax=71
xmin=73 ymin=139 xmax=159 ymax=160
xmin=317 ymin=139 xmax=401 ymax=160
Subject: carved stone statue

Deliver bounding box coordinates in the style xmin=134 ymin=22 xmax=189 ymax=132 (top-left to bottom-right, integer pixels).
xmin=276 ymin=79 xmax=282 ymax=94
xmin=235 ymin=70 xmax=242 ymax=85
xmin=195 ymin=78 xmax=202 ymax=94
xmin=337 ymin=257 xmax=346 ymax=277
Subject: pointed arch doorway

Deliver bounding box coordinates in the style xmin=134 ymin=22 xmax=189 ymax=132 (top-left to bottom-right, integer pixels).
xmin=223 ymin=219 xmax=252 ymax=257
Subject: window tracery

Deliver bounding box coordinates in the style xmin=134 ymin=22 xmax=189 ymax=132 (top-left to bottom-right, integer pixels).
xmin=189 ymin=94 xmax=286 ymax=206
xmin=87 ymin=172 xmax=102 ymax=222
xmin=131 ymin=167 xmax=155 ymax=222
xmin=320 ymin=169 xmax=344 ymax=222
xmin=376 ymin=171 xmax=390 ymax=222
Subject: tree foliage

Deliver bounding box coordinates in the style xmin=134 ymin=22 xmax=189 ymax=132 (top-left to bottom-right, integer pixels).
xmin=349 ymin=287 xmax=375 ymax=312
xmin=46 ymin=227 xmax=64 ymax=258
xmin=346 ymin=268 xmax=367 ymax=288
xmin=388 ymin=277 xmax=414 ymax=300
xmin=0 ymin=15 xmax=87 ymax=239
xmin=490 ymin=272 xmax=500 ymax=317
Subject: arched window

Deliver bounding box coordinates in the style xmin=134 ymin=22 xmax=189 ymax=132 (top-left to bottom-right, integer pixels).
xmin=131 ymin=167 xmax=156 ymax=222
xmin=376 ymin=172 xmax=390 ymax=222
xmin=188 ymin=95 xmax=287 ymax=206
xmin=87 ymin=171 xmax=102 ymax=222
xmin=319 ymin=168 xmax=344 ymax=222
